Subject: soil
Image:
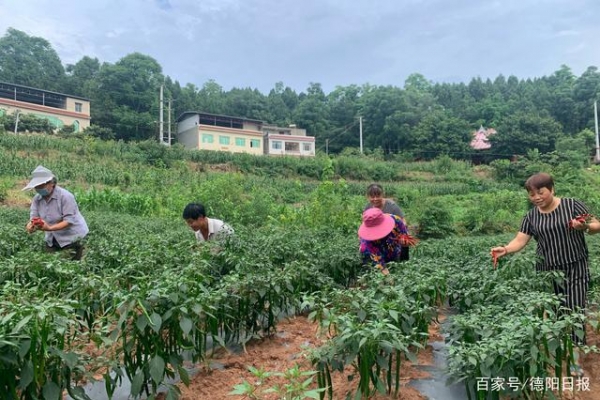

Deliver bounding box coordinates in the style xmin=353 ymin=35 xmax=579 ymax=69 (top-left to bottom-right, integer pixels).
xmin=176 ymin=315 xmax=435 ymax=400
xmin=173 ymin=315 xmax=600 ymax=400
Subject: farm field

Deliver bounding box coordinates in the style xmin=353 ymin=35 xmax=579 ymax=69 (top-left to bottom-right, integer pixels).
xmin=2 ymin=134 xmax=600 ymax=400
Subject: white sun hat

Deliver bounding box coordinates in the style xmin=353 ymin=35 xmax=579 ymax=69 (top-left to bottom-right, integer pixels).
xmin=22 ymin=165 xmax=55 ymax=191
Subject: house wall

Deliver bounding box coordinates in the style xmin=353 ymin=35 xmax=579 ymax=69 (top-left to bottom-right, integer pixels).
xmin=0 ymin=97 xmax=91 ymax=131
xmin=178 ymin=127 xmax=200 ymax=149
xmin=266 ymin=134 xmax=315 ymax=157
xmin=176 ymin=114 xmax=314 ymax=157
xmin=197 ymin=125 xmax=263 ymax=155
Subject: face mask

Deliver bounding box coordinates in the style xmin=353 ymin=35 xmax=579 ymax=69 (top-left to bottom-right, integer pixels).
xmin=36 ymin=188 xmax=50 ymax=197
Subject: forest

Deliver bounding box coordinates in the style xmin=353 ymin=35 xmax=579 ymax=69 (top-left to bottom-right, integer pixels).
xmin=0 ymin=27 xmax=599 ymax=160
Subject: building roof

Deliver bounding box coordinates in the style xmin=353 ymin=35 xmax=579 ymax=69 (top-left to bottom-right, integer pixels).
xmin=0 ymin=81 xmax=90 ymax=102
xmin=176 ymin=111 xmax=263 ymax=125
xmin=470 ymin=126 xmax=497 ymax=150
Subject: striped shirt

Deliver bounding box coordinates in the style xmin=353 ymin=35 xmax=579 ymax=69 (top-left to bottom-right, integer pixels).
xmin=520 ymin=198 xmax=589 ymax=269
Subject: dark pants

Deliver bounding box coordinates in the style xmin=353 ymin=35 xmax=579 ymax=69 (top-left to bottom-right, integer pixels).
xmin=44 ymin=238 xmax=85 ymax=261
xmin=399 ymin=246 xmax=410 ymax=261
xmin=540 ymin=259 xmax=589 ymax=344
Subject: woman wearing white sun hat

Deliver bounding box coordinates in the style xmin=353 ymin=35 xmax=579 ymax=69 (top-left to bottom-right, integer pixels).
xmin=23 ymin=165 xmax=89 ymax=260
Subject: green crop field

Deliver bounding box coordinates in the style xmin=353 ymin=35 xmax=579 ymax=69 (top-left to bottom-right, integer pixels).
xmin=1 ymin=134 xmax=600 ymax=400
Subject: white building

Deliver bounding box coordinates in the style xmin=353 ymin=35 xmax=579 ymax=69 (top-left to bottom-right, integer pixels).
xmin=177 ymin=112 xmax=315 ymax=157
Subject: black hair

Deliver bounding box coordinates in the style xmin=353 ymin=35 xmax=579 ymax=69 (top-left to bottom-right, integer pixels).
xmin=524 ymin=173 xmax=554 ymax=191
xmin=182 ymin=203 xmax=207 ymax=219
xmin=366 ymin=183 xmax=384 ymax=197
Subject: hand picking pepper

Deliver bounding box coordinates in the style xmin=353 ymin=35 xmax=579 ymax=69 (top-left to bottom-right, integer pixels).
xmin=31 ymin=217 xmax=45 ymax=228
xmin=568 ymin=213 xmax=593 ymax=229
xmin=398 ymin=233 xmax=419 ymax=247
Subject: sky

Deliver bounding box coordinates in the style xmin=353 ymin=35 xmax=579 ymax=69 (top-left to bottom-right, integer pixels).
xmin=1 ymin=0 xmax=599 ymax=94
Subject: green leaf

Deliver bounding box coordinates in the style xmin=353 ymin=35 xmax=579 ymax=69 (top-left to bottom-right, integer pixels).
xmin=136 ymin=315 xmax=148 ymax=331
xmin=12 ymin=315 xmax=32 ymax=334
xmin=19 ymin=340 xmax=31 ymax=358
xmin=18 ymin=360 xmax=34 ymax=389
xmin=229 ymin=381 xmax=254 ymax=395
xmin=179 ymin=318 xmax=193 ymax=335
xmin=150 ymin=355 xmax=166 ymax=384
xmin=150 ymin=313 xmax=163 ymax=333
xmin=388 ymin=309 xmax=399 ymax=322
xmin=374 ymin=375 xmax=386 ymax=394
xmin=131 ymin=370 xmax=145 ymax=396
xmin=42 ymin=381 xmax=61 ymax=400
xmin=67 ymin=386 xmax=91 ymax=400
xmin=178 ymin=366 xmax=190 ymax=386
xmin=405 ymin=350 xmax=418 ymax=363
xmin=304 ymin=389 xmax=325 ymax=399
xmin=166 ymin=386 xmax=181 ymax=400
xmin=357 ymin=309 xmax=367 ymax=321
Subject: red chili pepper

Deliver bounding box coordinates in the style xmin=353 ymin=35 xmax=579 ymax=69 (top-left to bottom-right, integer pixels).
xmin=568 ymin=213 xmax=593 ymax=229
xmin=492 ymin=251 xmax=498 ymax=269
xmin=31 ymin=217 xmax=44 ymax=227
xmin=399 ymin=233 xmax=419 ymax=247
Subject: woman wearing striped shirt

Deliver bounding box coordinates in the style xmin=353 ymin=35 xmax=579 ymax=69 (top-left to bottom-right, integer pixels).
xmin=491 ymin=172 xmax=599 ymax=377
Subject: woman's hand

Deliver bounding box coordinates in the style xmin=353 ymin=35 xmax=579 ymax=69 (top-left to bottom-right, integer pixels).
xmin=569 ymin=218 xmax=589 ymax=231
xmin=490 ymin=246 xmax=509 ymax=269
xmin=26 ymin=221 xmax=36 ymax=233
xmin=490 ymin=246 xmax=509 ymax=258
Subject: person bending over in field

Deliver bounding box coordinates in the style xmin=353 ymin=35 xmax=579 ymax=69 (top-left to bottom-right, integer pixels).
xmin=182 ymin=202 xmax=234 ymax=243
xmin=358 ymin=208 xmax=417 ymax=275
xmin=23 ymin=165 xmax=89 ymax=260
xmin=364 ymin=183 xmax=410 ymax=261
xmin=491 ymin=172 xmax=599 ymax=377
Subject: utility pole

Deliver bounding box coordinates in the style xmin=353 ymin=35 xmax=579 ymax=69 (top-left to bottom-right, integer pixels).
xmin=167 ymin=98 xmax=172 ymax=146
xmin=159 ymin=84 xmax=164 ymax=143
xmin=594 ymin=100 xmax=600 ymax=164
xmin=359 ymin=116 xmax=363 ymax=154
xmin=13 ymin=110 xmax=20 ymax=134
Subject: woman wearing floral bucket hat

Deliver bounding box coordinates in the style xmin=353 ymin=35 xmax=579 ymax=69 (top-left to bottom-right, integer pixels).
xmin=358 ymin=208 xmax=418 ymax=275
xmin=23 ymin=165 xmax=89 ymax=260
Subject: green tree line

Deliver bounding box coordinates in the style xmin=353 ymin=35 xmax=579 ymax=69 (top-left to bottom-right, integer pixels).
xmin=0 ymin=27 xmax=599 ymax=160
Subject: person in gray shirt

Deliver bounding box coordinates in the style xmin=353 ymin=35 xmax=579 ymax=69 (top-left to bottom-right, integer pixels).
xmin=364 ymin=183 xmax=409 ymax=261
xmin=23 ymin=165 xmax=89 ymax=260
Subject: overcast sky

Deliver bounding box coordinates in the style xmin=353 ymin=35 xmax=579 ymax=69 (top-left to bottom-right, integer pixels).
xmin=1 ymin=0 xmax=599 ymax=94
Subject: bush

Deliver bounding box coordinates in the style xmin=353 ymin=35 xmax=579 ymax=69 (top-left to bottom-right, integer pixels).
xmin=415 ymin=198 xmax=454 ymax=239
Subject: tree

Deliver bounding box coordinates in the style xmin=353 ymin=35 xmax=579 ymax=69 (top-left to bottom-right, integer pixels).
xmin=0 ymin=28 xmax=66 ymax=91
xmin=224 ymin=87 xmax=271 ymax=121
xmin=92 ymin=53 xmax=164 ymax=141
xmin=198 ymin=80 xmax=226 ymax=114
xmin=293 ymin=83 xmax=330 ymax=143
xmin=65 ymin=56 xmax=101 ymax=98
xmin=491 ymin=112 xmax=563 ymax=156
xmin=572 ymin=66 xmax=600 ymax=132
xmin=357 ymin=84 xmax=405 ymax=152
xmin=267 ymin=82 xmax=294 ymax=126
xmin=411 ymin=110 xmax=471 ymax=159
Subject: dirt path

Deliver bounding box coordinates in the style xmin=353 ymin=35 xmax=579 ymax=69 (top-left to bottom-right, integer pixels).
xmin=176 ymin=315 xmax=436 ymax=400
xmin=174 ymin=316 xmax=600 ymax=400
